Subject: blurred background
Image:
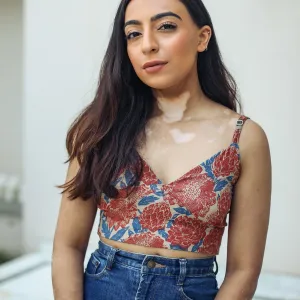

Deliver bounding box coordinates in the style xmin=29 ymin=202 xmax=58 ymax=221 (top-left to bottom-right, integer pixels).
xmin=0 ymin=0 xmax=299 ymax=299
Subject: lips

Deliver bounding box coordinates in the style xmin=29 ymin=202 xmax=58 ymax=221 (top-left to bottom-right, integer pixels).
xmin=142 ymin=61 xmax=168 ymax=69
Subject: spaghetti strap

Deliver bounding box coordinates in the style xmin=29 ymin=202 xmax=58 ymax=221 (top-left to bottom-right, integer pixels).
xmin=232 ymin=115 xmax=249 ymax=144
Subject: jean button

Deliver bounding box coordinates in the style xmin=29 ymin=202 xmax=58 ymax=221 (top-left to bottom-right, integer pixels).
xmin=147 ymin=260 xmax=156 ymax=268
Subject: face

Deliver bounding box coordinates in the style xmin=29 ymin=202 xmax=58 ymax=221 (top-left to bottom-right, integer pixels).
xmin=124 ymin=0 xmax=210 ymax=90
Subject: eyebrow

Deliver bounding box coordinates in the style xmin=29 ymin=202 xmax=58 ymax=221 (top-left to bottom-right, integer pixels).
xmin=124 ymin=12 xmax=182 ymax=29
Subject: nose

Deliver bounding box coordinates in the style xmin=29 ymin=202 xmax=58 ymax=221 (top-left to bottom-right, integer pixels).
xmin=141 ymin=30 xmax=159 ymax=55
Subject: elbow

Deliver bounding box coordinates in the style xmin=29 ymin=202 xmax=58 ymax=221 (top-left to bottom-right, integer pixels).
xmin=226 ymin=267 xmax=260 ymax=279
xmin=224 ymin=268 xmax=260 ymax=298
xmin=53 ymin=232 xmax=88 ymax=255
xmin=52 ymin=240 xmax=86 ymax=270
xmin=226 ymin=263 xmax=262 ymax=282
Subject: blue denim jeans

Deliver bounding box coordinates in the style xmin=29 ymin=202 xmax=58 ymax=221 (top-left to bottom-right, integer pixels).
xmin=84 ymin=240 xmax=219 ymax=300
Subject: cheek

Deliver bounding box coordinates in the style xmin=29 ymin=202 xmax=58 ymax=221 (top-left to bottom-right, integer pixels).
xmin=127 ymin=47 xmax=141 ymax=73
xmin=167 ymin=33 xmax=197 ymax=58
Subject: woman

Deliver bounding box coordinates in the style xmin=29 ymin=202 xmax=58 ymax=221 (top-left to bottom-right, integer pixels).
xmin=52 ymin=0 xmax=271 ymax=299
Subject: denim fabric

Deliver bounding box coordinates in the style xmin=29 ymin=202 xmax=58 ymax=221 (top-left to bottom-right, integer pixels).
xmin=84 ymin=240 xmax=219 ymax=300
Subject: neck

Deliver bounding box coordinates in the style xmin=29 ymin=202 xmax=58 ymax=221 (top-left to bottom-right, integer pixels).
xmin=152 ymin=72 xmax=206 ymax=123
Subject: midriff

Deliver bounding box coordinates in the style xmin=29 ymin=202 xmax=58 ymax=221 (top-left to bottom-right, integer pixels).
xmin=100 ymin=236 xmax=214 ymax=259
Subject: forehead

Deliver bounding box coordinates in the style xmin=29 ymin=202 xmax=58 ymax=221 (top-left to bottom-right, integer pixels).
xmin=125 ymin=0 xmax=187 ymax=21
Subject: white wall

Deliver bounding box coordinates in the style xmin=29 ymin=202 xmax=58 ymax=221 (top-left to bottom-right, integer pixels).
xmin=0 ymin=0 xmax=23 ymax=176
xmin=23 ymin=0 xmax=300 ymax=274
xmin=204 ymin=0 xmax=300 ymax=275
xmin=22 ymin=0 xmax=120 ymax=252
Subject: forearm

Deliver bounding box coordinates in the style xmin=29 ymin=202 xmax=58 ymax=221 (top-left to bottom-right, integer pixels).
xmin=215 ymin=270 xmax=259 ymax=300
xmin=52 ymin=245 xmax=85 ymax=300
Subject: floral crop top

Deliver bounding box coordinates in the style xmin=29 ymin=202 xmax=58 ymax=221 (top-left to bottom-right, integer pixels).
xmin=98 ymin=116 xmax=249 ymax=255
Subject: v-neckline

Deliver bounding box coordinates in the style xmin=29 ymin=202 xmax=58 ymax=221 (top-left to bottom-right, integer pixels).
xmin=138 ymin=143 xmax=240 ymax=186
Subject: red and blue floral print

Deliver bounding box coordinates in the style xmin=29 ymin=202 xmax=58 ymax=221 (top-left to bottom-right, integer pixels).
xmin=98 ymin=116 xmax=249 ymax=255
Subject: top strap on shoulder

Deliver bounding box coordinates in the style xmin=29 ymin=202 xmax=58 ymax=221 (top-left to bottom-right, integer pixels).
xmin=232 ymin=115 xmax=249 ymax=144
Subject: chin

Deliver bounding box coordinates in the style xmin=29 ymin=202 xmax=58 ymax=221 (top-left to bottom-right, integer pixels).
xmin=140 ymin=76 xmax=178 ymax=90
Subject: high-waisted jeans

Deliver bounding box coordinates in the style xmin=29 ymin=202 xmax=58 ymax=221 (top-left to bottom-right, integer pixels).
xmin=84 ymin=240 xmax=219 ymax=300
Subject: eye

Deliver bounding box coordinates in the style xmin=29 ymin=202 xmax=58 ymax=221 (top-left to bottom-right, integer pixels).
xmin=158 ymin=22 xmax=177 ymax=31
xmin=126 ymin=31 xmax=141 ymax=40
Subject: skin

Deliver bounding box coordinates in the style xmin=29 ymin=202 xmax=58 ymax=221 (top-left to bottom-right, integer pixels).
xmin=157 ymin=91 xmax=189 ymax=123
xmin=169 ymin=128 xmax=196 ymax=144
xmin=52 ymin=159 xmax=97 ymax=300
xmin=52 ymin=0 xmax=271 ymax=299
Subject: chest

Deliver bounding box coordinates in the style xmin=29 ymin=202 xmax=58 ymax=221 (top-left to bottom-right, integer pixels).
xmin=139 ymin=120 xmax=234 ymax=185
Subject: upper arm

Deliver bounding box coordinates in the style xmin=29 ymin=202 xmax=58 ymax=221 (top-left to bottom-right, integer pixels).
xmin=53 ymin=159 xmax=98 ymax=253
xmin=226 ymin=120 xmax=272 ymax=276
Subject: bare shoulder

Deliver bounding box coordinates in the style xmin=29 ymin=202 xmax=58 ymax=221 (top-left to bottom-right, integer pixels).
xmin=207 ymin=102 xmax=241 ymax=125
xmin=213 ymin=103 xmax=271 ymax=158
xmin=208 ymin=98 xmax=269 ymax=144
xmin=240 ymin=118 xmax=270 ymax=155
xmin=204 ymin=102 xmax=270 ymax=152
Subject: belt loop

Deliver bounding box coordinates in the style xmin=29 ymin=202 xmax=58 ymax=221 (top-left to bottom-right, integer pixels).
xmin=177 ymin=259 xmax=187 ymax=286
xmin=106 ymin=247 xmax=118 ymax=270
xmin=213 ymin=257 xmax=219 ymax=275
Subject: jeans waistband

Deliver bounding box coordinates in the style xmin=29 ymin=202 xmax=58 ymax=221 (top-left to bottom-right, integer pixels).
xmin=96 ymin=240 xmax=218 ymax=277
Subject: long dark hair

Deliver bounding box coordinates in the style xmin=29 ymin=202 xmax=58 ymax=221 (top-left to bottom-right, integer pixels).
xmin=61 ymin=0 xmax=240 ymax=201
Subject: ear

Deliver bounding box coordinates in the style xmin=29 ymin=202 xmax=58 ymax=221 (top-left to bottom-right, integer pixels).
xmin=197 ymin=25 xmax=212 ymax=52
